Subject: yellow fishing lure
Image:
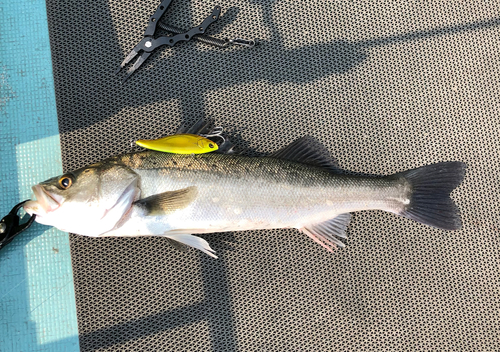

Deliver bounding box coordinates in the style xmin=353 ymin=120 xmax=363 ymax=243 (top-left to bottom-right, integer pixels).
xmin=136 ymin=134 xmax=218 ymax=154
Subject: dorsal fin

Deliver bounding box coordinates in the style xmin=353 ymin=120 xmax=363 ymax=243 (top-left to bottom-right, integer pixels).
xmin=176 ymin=118 xmax=210 ymax=135
xmin=270 ymin=136 xmax=338 ymax=172
xmin=299 ymin=213 xmax=352 ymax=251
xmin=216 ymin=137 xmax=238 ymax=154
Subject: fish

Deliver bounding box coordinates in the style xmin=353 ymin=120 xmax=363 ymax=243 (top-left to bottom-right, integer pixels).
xmin=23 ymin=136 xmax=465 ymax=258
xmin=136 ymin=134 xmax=219 ymax=154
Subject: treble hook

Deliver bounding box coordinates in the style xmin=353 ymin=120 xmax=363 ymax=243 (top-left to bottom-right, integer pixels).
xmin=201 ymin=126 xmax=226 ymax=145
xmin=0 ymin=200 xmax=36 ymax=250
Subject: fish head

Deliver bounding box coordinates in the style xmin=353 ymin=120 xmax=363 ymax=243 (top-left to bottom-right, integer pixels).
xmin=24 ymin=161 xmax=140 ymax=236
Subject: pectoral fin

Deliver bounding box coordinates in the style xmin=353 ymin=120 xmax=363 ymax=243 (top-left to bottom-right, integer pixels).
xmin=134 ymin=186 xmax=198 ymax=216
xmin=300 ymin=213 xmax=351 ymax=251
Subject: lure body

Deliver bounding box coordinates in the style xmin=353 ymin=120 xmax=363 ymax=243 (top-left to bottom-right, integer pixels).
xmin=136 ymin=134 xmax=218 ymax=154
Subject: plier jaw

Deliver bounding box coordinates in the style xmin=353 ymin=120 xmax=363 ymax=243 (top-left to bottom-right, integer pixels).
xmin=0 ymin=201 xmax=36 ymax=251
xmin=116 ymin=1 xmax=222 ymax=83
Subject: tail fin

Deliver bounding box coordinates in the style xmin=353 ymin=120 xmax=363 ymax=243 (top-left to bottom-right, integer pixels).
xmin=397 ymin=162 xmax=465 ymax=230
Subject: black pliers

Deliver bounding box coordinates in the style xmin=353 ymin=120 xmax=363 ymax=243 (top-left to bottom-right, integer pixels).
xmin=116 ymin=0 xmax=222 ymax=82
xmin=0 ymin=201 xmax=36 ymax=251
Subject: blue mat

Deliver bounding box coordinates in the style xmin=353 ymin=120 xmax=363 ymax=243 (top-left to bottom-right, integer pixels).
xmin=0 ymin=0 xmax=79 ymax=351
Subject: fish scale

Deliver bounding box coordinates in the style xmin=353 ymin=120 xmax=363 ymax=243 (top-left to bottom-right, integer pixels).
xmin=120 ymin=151 xmax=405 ymax=215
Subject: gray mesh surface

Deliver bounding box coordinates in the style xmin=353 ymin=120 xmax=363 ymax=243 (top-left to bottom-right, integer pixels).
xmin=45 ymin=0 xmax=500 ymax=350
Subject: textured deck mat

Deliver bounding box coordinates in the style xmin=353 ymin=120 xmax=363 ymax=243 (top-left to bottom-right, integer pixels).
xmin=46 ymin=0 xmax=499 ymax=350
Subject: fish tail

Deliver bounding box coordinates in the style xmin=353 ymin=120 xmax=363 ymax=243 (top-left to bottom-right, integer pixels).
xmin=396 ymin=162 xmax=466 ymax=230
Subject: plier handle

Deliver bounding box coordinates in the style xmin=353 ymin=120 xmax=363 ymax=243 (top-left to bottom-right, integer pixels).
xmin=0 ymin=201 xmax=36 ymax=251
xmin=116 ymin=0 xmax=222 ymax=82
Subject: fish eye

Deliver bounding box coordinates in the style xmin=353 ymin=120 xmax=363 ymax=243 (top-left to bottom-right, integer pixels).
xmin=209 ymin=143 xmax=215 ymax=149
xmin=58 ymin=176 xmax=73 ymax=189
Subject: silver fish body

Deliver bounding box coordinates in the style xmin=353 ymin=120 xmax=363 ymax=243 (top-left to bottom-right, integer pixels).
xmin=109 ymin=152 xmax=407 ymax=235
xmin=24 ymin=138 xmax=465 ymax=257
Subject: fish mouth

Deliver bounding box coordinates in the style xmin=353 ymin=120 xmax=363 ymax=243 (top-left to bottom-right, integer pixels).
xmin=23 ymin=185 xmax=61 ymax=216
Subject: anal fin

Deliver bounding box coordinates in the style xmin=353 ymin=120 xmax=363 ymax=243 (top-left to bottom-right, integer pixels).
xmin=300 ymin=213 xmax=351 ymax=251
